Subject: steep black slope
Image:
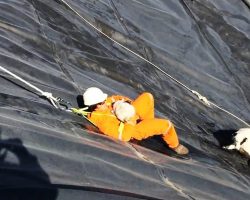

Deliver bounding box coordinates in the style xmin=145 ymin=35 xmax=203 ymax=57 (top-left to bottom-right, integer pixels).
xmin=0 ymin=0 xmax=250 ymax=199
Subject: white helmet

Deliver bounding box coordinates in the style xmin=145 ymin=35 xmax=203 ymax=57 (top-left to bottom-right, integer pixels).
xmin=83 ymin=87 xmax=108 ymax=106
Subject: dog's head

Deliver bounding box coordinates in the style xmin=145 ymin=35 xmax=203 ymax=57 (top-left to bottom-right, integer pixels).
xmin=234 ymin=128 xmax=250 ymax=150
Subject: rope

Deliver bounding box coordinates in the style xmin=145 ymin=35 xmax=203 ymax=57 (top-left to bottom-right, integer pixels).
xmin=209 ymin=102 xmax=250 ymax=127
xmin=59 ymin=1 xmax=192 ymax=91
xmin=191 ymin=90 xmax=210 ymax=106
xmin=0 ymin=65 xmax=60 ymax=108
xmin=59 ymin=0 xmax=250 ymax=127
xmin=71 ymin=107 xmax=90 ymax=116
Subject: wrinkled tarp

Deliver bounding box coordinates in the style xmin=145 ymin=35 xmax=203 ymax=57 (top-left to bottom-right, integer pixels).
xmin=0 ymin=0 xmax=250 ymax=199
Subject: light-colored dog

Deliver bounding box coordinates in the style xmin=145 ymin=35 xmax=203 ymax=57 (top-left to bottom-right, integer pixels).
xmin=224 ymin=128 xmax=250 ymax=158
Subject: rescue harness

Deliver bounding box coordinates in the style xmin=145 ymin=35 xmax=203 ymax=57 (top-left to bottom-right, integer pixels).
xmin=71 ymin=104 xmax=125 ymax=141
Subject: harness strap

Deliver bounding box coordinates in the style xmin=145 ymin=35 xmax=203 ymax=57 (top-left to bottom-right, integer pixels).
xmin=118 ymin=122 xmax=125 ymax=140
xmin=71 ymin=107 xmax=90 ymax=116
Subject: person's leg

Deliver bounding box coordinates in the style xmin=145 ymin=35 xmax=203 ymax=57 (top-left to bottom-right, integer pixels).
xmin=132 ymin=92 xmax=154 ymax=120
xmin=132 ymin=118 xmax=179 ymax=148
xmin=162 ymin=122 xmax=189 ymax=155
xmin=162 ymin=122 xmax=179 ymax=148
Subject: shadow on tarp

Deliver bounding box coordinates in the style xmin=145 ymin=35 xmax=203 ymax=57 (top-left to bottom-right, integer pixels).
xmin=0 ymin=132 xmax=58 ymax=200
xmin=77 ymin=95 xmax=85 ymax=108
xmin=132 ymin=136 xmax=192 ymax=160
xmin=213 ymin=129 xmax=237 ymax=147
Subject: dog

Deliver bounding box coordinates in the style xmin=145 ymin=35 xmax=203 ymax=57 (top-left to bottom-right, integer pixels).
xmin=223 ymin=128 xmax=250 ymax=158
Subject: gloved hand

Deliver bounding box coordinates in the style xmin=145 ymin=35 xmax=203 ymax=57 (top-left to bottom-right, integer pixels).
xmin=113 ymin=100 xmax=135 ymax=122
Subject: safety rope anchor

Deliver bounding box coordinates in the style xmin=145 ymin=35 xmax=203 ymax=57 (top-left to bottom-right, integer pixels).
xmin=41 ymin=92 xmax=72 ymax=110
xmin=56 ymin=96 xmax=72 ymax=110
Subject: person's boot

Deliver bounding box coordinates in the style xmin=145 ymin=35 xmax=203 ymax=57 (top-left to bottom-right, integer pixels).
xmin=172 ymin=144 xmax=189 ymax=155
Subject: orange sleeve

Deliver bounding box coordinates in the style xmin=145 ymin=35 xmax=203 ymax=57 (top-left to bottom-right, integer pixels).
xmin=108 ymin=95 xmax=133 ymax=103
xmin=87 ymin=95 xmax=135 ymax=141
xmin=88 ymin=110 xmax=121 ymax=139
xmin=87 ymin=111 xmax=101 ymax=127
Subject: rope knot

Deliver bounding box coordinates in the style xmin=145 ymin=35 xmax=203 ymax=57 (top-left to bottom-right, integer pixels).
xmin=41 ymin=92 xmax=59 ymax=108
xmin=42 ymin=92 xmax=53 ymax=99
xmin=191 ymin=90 xmax=210 ymax=106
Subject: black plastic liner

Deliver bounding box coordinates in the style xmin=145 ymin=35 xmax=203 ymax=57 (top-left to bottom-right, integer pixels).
xmin=0 ymin=0 xmax=250 ymax=199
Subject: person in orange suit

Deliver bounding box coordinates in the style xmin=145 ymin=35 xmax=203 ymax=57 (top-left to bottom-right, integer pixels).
xmin=83 ymin=87 xmax=189 ymax=155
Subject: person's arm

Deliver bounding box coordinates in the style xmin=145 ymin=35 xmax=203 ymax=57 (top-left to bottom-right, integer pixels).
xmin=109 ymin=95 xmax=132 ymax=103
xmin=88 ymin=109 xmax=122 ymax=139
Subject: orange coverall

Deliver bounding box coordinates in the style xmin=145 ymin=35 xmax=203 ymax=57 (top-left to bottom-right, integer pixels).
xmin=87 ymin=92 xmax=179 ymax=148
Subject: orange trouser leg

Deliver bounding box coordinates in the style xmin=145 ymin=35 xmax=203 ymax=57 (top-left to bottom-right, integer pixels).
xmin=132 ymin=92 xmax=154 ymax=120
xmin=162 ymin=123 xmax=179 ymax=148
xmin=131 ymin=118 xmax=179 ymax=148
